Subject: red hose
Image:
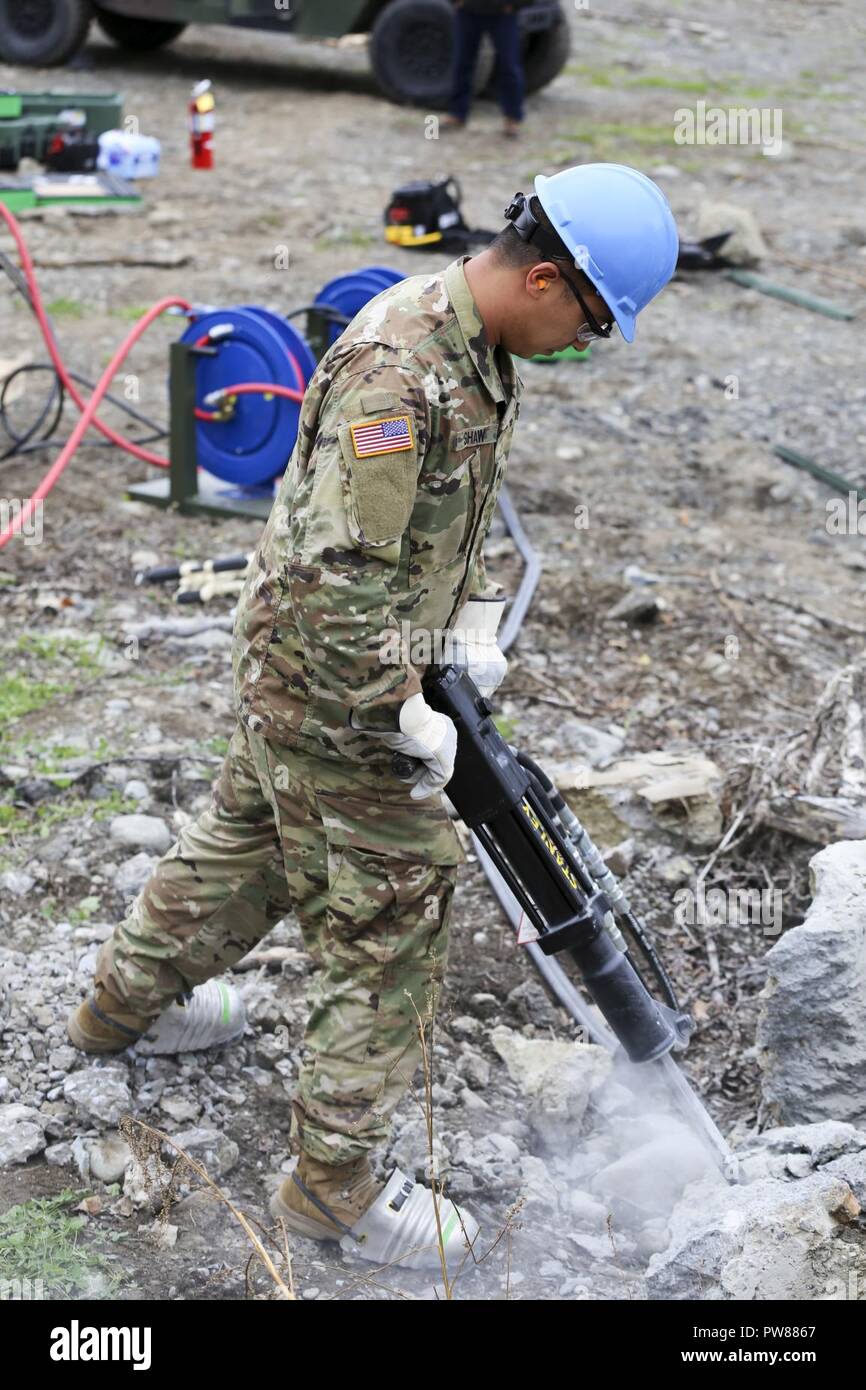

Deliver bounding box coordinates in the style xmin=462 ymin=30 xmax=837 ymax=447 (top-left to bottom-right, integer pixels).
xmin=0 ymin=298 xmax=192 ymax=550
xmin=192 ymin=329 xmax=305 ymax=416
xmin=0 ymin=203 xmax=189 ymax=469
xmin=0 ymin=205 xmax=308 ymax=550
xmin=195 ymin=381 xmax=305 ymax=420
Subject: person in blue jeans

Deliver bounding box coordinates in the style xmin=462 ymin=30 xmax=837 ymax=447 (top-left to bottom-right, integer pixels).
xmin=445 ymin=0 xmax=527 ymax=138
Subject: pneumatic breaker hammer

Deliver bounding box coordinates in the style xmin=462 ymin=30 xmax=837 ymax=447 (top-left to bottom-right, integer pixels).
xmin=394 ymin=665 xmax=739 ymax=1182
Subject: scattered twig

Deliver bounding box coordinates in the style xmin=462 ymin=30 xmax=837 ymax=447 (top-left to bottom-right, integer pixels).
xmin=121 ymin=1117 xmax=294 ymax=1300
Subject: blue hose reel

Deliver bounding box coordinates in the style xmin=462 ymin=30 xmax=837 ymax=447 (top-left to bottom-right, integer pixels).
xmin=178 ymin=267 xmax=405 ymax=488
xmin=314 ymin=266 xmax=405 ymax=347
xmin=179 ymin=307 xmax=315 ymax=487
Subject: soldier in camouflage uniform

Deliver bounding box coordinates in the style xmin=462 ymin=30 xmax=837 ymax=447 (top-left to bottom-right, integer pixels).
xmin=68 ymin=165 xmax=677 ymax=1263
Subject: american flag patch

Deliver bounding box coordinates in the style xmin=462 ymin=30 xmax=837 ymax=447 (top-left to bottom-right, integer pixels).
xmin=350 ymin=414 xmax=414 ymax=459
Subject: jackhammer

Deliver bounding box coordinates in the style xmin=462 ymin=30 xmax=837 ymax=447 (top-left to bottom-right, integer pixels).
xmin=394 ymin=664 xmax=740 ymax=1184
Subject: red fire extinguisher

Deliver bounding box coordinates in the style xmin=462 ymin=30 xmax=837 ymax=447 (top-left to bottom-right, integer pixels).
xmin=189 ymin=79 xmax=215 ymax=170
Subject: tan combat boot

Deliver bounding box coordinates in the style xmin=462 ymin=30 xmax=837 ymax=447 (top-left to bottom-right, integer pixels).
xmin=66 ymin=984 xmax=155 ymax=1054
xmin=269 ymin=1151 xmax=383 ymax=1243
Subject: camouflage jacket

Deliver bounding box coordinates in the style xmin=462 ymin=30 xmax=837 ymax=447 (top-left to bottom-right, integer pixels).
xmin=231 ymin=256 xmax=523 ymax=764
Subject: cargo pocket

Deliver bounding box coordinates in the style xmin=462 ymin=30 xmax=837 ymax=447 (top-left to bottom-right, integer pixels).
xmin=315 ymin=786 xmax=464 ymax=868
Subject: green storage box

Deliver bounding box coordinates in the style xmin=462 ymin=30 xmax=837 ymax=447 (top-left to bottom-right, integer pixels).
xmin=0 ymin=91 xmax=123 ymax=172
xmin=17 ymin=91 xmax=123 ymax=133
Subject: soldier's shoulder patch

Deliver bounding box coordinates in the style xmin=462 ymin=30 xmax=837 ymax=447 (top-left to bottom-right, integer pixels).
xmin=350 ymin=414 xmax=414 ymax=459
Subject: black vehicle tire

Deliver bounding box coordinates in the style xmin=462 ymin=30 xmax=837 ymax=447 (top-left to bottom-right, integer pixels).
xmin=522 ymin=10 xmax=571 ymax=93
xmin=484 ymin=9 xmax=571 ymax=101
xmin=94 ymin=6 xmax=186 ymax=51
xmin=0 ymin=0 xmax=91 ymax=66
xmin=370 ymin=0 xmax=493 ymax=109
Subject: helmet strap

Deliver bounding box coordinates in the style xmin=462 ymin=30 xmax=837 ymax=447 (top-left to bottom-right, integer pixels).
xmin=503 ymin=192 xmax=574 ymax=266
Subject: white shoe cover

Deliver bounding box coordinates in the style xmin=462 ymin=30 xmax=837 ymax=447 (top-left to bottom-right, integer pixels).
xmin=135 ymin=978 xmax=245 ymax=1055
xmin=346 ymin=1168 xmax=480 ymax=1271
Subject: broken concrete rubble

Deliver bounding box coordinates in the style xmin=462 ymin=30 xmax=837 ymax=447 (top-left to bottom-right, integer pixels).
xmin=647 ymin=1167 xmax=864 ymax=1300
xmin=756 ymin=839 xmax=866 ymax=1128
xmin=489 ymin=1028 xmax=613 ymax=1149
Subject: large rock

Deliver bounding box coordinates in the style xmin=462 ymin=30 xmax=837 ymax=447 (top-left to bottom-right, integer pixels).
xmin=0 ymin=870 xmax=35 ymax=898
xmin=109 ymin=815 xmax=171 ymax=854
xmin=72 ymin=1132 xmax=133 ymax=1183
xmin=113 ymin=852 xmax=158 ymax=898
xmin=490 ymin=1027 xmax=613 ymax=1149
xmin=696 ymin=200 xmax=768 ymax=266
xmin=735 ymin=1121 xmax=866 ymax=1182
xmin=448 ymin=1131 xmax=523 ymax=1196
xmin=63 ymin=1067 xmax=132 ymax=1127
xmin=646 ymin=1168 xmax=864 ymax=1300
xmin=756 ymin=841 xmax=866 ymax=1127
xmin=387 ymin=1111 xmax=450 ymax=1182
xmin=0 ymin=1103 xmax=47 ymax=1166
xmin=162 ymin=1126 xmax=239 ymax=1180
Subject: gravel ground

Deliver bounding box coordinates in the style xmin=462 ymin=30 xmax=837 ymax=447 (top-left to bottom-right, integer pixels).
xmin=1 ymin=1 xmax=865 ymax=1301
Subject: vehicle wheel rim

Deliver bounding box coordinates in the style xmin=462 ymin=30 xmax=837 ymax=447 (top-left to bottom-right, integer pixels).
xmin=11 ymin=0 xmax=56 ymax=38
xmin=394 ymin=21 xmax=448 ymax=86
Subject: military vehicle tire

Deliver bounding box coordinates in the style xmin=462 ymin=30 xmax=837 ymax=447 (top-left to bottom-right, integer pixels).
xmin=0 ymin=0 xmax=92 ymax=66
xmin=94 ymin=6 xmax=186 ymax=50
xmin=370 ymin=0 xmax=493 ymax=109
xmin=521 ymin=10 xmax=570 ymax=93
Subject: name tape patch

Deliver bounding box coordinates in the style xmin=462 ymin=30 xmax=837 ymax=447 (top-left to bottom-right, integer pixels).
xmin=350 ymin=414 xmax=414 ymax=459
xmin=454 ymin=423 xmax=499 ymax=450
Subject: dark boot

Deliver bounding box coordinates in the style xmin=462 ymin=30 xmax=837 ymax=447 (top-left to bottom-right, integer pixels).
xmin=269 ymin=1151 xmax=383 ymax=1243
xmin=66 ymin=983 xmax=155 ymax=1054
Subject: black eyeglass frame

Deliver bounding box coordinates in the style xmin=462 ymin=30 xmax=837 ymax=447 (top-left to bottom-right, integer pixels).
xmin=552 ymin=260 xmax=614 ymax=339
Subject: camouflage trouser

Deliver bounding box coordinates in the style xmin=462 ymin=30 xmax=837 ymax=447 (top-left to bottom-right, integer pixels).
xmin=94 ymin=719 xmax=463 ymax=1164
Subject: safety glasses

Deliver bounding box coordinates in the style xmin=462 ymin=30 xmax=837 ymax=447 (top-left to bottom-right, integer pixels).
xmin=557 ymin=264 xmax=615 ymax=339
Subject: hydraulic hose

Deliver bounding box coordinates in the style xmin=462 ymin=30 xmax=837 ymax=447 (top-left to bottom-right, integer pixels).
xmin=191 ymin=326 xmax=305 ymax=419
xmin=0 ymin=296 xmax=191 ymax=551
xmin=194 ymin=382 xmax=306 ymax=422
xmin=0 ymin=206 xmax=310 ymax=549
xmin=0 ymin=204 xmax=187 ymax=469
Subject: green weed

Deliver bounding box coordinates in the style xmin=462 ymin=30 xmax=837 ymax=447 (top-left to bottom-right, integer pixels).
xmin=0 ymin=1190 xmax=126 ymax=1299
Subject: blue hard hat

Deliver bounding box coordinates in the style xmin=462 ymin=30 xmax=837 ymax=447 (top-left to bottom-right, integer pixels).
xmin=534 ymin=163 xmax=679 ymax=343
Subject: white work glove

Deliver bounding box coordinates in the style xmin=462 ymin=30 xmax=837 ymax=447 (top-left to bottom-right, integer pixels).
xmin=380 ymin=692 xmax=458 ymax=800
xmin=444 ymin=597 xmax=508 ymax=697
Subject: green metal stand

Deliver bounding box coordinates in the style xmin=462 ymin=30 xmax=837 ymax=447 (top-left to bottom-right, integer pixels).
xmin=126 ymin=341 xmax=275 ymax=522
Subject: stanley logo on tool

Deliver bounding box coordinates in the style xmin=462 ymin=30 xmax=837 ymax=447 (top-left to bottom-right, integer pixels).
xmin=520 ymin=798 xmax=580 ymax=891
xmin=350 ymin=414 xmax=413 ymax=458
